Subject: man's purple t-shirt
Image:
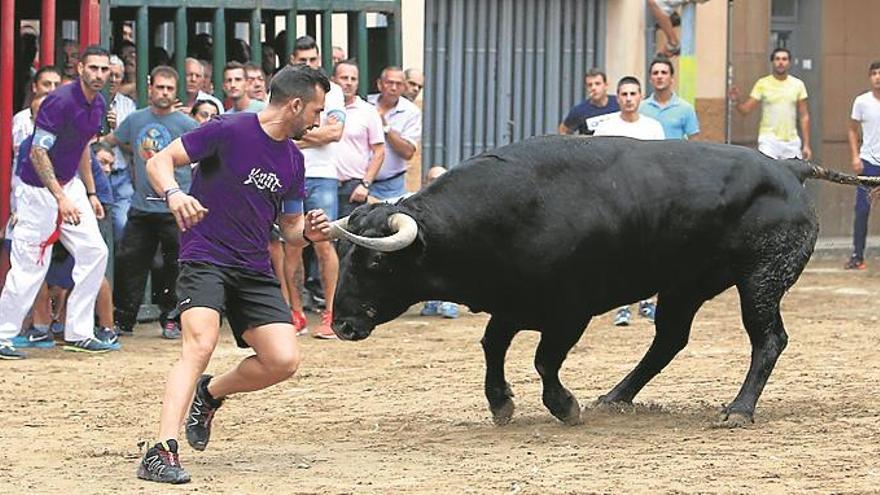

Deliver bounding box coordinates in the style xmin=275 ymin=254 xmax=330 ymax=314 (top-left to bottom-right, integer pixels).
xmin=18 ymin=80 xmax=106 ymax=187
xmin=180 ymin=113 xmax=305 ymax=276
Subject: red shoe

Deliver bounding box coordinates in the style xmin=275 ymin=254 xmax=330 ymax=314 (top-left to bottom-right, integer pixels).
xmin=844 ymin=256 xmax=867 ymax=270
xmin=312 ymin=311 xmax=337 ymax=340
xmin=292 ymin=310 xmax=308 ymax=336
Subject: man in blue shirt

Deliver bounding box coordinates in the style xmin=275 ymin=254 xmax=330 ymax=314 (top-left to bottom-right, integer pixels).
xmin=639 ymin=57 xmax=700 ymax=140
xmin=559 ymin=69 xmax=620 ymax=136
xmin=101 ymin=66 xmax=198 ymax=339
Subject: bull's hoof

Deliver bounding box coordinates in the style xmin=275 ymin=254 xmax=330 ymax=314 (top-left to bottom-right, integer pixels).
xmin=490 ymin=399 xmax=515 ymax=426
xmin=594 ymin=394 xmax=634 ymax=409
xmin=552 ymin=396 xmax=583 ymax=426
xmin=713 ymin=410 xmax=754 ymax=429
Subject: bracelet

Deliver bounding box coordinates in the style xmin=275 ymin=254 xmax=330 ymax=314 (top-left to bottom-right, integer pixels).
xmin=301 ymin=230 xmax=313 ymax=245
xmin=164 ymin=187 xmax=182 ymax=202
xmin=86 ymin=192 xmax=97 ymax=197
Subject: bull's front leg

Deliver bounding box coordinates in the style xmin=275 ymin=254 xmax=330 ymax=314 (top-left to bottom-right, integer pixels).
xmin=534 ymin=322 xmax=589 ymax=426
xmin=480 ymin=317 xmax=519 ymax=425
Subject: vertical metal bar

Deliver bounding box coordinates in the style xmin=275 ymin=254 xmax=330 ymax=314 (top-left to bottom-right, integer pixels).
xmin=306 ymin=13 xmax=317 ymax=38
xmin=285 ymin=2 xmax=297 ymax=64
xmin=213 ymin=7 xmax=227 ymax=100
xmin=347 ymin=12 xmax=359 ymax=60
xmin=461 ymin=0 xmax=476 ymax=157
xmin=386 ymin=10 xmax=402 ymax=66
xmin=175 ymin=7 xmax=188 ymax=101
xmin=485 ymin=0 xmax=498 ymax=149
xmin=79 ymin=0 xmax=101 ymax=50
xmin=100 ymin=0 xmax=111 ymax=50
xmin=356 ymin=11 xmax=368 ymax=96
xmin=432 ymin=0 xmax=448 ymax=164
xmin=522 ymin=0 xmax=535 ymax=138
xmin=0 ymin=0 xmax=13 ymax=228
xmin=473 ymin=0 xmax=487 ymax=152
xmin=596 ymin=0 xmax=607 ymax=70
xmin=446 ymin=0 xmax=464 ymax=165
xmin=321 ymin=9 xmax=332 ymax=71
xmin=136 ymin=6 xmax=149 ymax=107
xmin=585 ymin=0 xmax=596 ymax=73
xmin=679 ymin=3 xmax=697 ymax=105
xmin=545 ymin=0 xmax=561 ymax=134
xmin=573 ymin=0 xmax=585 ymax=91
xmin=41 ymin=0 xmax=56 ymax=67
xmin=422 ymin=0 xmax=436 ymax=168
xmin=497 ymin=0 xmax=513 ymax=145
xmin=251 ymin=7 xmax=262 ymax=69
xmin=533 ymin=2 xmax=546 ymax=134
xmin=560 ymin=0 xmax=573 ymax=114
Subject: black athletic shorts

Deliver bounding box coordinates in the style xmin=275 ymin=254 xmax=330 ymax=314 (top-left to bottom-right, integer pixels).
xmin=176 ymin=261 xmax=292 ymax=348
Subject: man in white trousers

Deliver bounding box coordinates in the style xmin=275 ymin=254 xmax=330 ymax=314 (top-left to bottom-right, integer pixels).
xmin=0 ymin=45 xmax=115 ymax=359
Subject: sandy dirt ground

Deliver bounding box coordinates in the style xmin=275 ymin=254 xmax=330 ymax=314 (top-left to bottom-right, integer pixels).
xmin=1 ymin=257 xmax=878 ymax=494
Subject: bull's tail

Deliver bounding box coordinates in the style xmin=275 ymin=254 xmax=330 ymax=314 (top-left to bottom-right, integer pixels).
xmin=783 ymin=159 xmax=880 ymax=188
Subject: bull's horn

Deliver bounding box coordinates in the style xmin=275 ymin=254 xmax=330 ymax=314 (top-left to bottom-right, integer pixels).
xmin=328 ymin=213 xmax=418 ymax=252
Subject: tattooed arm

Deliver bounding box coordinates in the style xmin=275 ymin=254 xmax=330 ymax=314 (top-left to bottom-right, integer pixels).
xmin=30 ymin=139 xmax=82 ymax=225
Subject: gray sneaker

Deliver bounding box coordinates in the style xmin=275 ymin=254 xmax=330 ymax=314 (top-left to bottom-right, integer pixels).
xmin=63 ymin=337 xmax=118 ymax=353
xmin=0 ymin=340 xmax=26 ymax=360
xmin=161 ymin=321 xmax=182 ymax=340
xmin=95 ymin=326 xmax=120 ymax=346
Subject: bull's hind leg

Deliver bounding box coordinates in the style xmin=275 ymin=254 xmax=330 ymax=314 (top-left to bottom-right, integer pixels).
xmin=481 ymin=317 xmax=519 ymax=425
xmin=534 ymin=321 xmax=589 ymax=425
xmin=717 ymin=278 xmax=789 ymax=428
xmin=598 ymin=292 xmax=704 ymax=405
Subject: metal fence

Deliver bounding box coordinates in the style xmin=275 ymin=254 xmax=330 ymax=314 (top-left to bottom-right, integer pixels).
xmin=423 ymin=0 xmax=606 ymax=169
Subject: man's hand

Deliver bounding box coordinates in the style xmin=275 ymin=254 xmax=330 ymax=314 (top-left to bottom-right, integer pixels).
xmin=107 ymin=108 xmax=118 ymax=130
xmin=89 ymin=195 xmax=105 ymax=219
xmin=350 ymin=184 xmax=369 ymax=204
xmin=728 ymin=86 xmax=740 ymax=103
xmin=304 ymin=209 xmax=332 ymax=242
xmin=167 ymin=192 xmax=209 ymax=232
xmin=850 ymin=157 xmax=864 ymax=175
xmin=801 ymin=145 xmax=813 ymax=161
xmin=57 ymin=194 xmax=82 ymax=225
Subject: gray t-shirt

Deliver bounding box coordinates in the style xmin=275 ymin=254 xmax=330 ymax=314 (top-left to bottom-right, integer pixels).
xmin=114 ymin=108 xmax=198 ymax=213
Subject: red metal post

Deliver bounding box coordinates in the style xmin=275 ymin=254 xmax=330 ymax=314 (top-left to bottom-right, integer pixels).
xmin=40 ymin=0 xmax=55 ymax=67
xmin=79 ymin=0 xmax=101 ymax=50
xmin=1 ymin=0 xmax=15 ymax=229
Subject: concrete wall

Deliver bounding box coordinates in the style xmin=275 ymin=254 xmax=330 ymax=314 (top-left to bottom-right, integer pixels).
xmin=694 ymin=0 xmax=728 ymax=142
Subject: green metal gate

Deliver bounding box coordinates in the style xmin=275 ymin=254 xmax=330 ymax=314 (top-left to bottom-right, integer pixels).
xmin=101 ymin=0 xmax=402 ymax=106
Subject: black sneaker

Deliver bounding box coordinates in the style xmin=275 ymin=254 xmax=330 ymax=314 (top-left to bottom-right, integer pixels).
xmin=186 ymin=375 xmax=224 ymax=451
xmin=136 ymin=439 xmax=191 ymax=484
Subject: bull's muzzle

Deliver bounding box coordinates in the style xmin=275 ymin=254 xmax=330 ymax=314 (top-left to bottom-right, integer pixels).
xmin=331 ymin=318 xmax=373 ymax=341
xmin=328 ymin=213 xmax=418 ymax=252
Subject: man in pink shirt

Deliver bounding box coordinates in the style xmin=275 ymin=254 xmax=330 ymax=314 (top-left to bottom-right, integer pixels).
xmin=331 ymin=60 xmax=385 ymax=218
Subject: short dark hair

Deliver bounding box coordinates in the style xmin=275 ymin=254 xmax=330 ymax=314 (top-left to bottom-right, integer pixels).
xmin=34 ymin=66 xmax=61 ymax=83
xmin=269 ymin=64 xmax=331 ymax=105
xmin=650 ymin=57 xmax=675 ymax=76
xmin=617 ymin=76 xmax=641 ymax=92
xmin=191 ymin=99 xmax=220 ymax=117
xmin=870 ymin=61 xmax=880 ymax=72
xmin=244 ymin=62 xmax=264 ymax=76
xmin=223 ymin=61 xmax=246 ymax=76
xmin=293 ymin=35 xmax=319 ymax=58
xmin=770 ymin=47 xmax=791 ymax=61
xmin=150 ymin=65 xmax=179 ymax=82
xmin=584 ymin=68 xmax=607 ymax=83
xmin=80 ymin=44 xmax=110 ymax=65
xmin=333 ymin=59 xmax=359 ymax=77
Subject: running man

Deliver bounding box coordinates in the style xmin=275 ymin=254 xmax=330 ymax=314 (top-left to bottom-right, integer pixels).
xmin=137 ymin=64 xmax=333 ymax=483
xmin=0 ymin=45 xmax=113 ymax=359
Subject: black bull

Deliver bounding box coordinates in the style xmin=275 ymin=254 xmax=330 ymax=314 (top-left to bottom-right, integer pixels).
xmin=329 ymin=135 xmax=879 ymax=428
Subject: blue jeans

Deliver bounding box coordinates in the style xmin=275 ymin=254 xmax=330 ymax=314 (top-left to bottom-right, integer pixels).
xmin=108 ymin=170 xmax=133 ymax=243
xmin=852 ymin=160 xmax=880 ymax=260
xmin=304 ymin=178 xmax=339 ymax=221
xmin=370 ymin=172 xmax=407 ymax=201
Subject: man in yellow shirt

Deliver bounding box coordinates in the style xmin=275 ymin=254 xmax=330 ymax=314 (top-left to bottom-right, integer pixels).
xmin=730 ymin=47 xmax=812 ymax=160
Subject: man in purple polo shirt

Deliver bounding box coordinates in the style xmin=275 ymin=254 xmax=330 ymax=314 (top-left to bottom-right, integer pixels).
xmin=137 ymin=64 xmax=333 ymax=484
xmin=0 ymin=45 xmax=114 ymax=359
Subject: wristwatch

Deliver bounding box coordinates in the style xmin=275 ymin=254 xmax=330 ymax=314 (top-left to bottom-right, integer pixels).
xmin=383 ymin=124 xmax=392 ymax=134
xmin=361 ymin=179 xmax=372 ymax=189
